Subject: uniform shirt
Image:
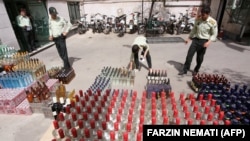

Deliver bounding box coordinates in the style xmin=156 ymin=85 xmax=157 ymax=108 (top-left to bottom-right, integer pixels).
xmin=130 ymin=36 xmax=149 ymax=61
xmin=189 ymin=16 xmax=218 ymax=41
xmin=49 ymin=16 xmax=72 ymax=38
xmin=16 ymin=15 xmax=32 ymax=31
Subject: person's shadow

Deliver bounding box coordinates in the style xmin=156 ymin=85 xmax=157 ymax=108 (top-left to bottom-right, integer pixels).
xmin=167 ymin=60 xmax=184 ymax=72
xmin=69 ymin=57 xmax=81 ymax=67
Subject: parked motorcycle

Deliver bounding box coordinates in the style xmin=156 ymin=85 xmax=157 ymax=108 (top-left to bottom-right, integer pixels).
xmin=92 ymin=13 xmax=105 ymax=33
xmin=165 ymin=12 xmax=176 ymax=35
xmin=138 ymin=12 xmax=165 ymax=36
xmin=127 ymin=12 xmax=140 ymax=34
xmin=176 ymin=10 xmax=195 ymax=34
xmin=103 ymin=15 xmax=112 ymax=34
xmin=113 ymin=14 xmax=126 ymax=37
xmin=77 ymin=14 xmax=88 ymax=34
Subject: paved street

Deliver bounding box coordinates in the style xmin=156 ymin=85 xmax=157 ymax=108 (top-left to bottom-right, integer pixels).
xmin=0 ymin=31 xmax=250 ymax=141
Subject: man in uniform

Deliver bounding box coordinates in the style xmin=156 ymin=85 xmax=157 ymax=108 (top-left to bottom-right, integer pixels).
xmin=48 ymin=7 xmax=72 ymax=71
xmin=178 ymin=5 xmax=218 ymax=75
xmin=16 ymin=8 xmax=35 ymax=52
xmin=129 ymin=36 xmax=152 ymax=72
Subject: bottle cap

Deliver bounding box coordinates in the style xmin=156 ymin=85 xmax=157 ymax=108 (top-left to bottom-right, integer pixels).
xmin=191 ymin=99 xmax=196 ymax=106
xmin=185 ymin=111 xmax=190 ymax=119
xmin=128 ymin=114 xmax=133 ymax=123
xmin=187 ymin=119 xmax=193 ymax=125
xmin=205 ymin=106 xmax=210 ymax=114
xmin=218 ymin=111 xmax=224 ymax=120
xmin=102 ymin=121 xmax=107 ymax=130
xmin=193 ymin=105 xmax=198 ymax=112
xmin=198 ymin=94 xmax=204 ymax=101
xmin=207 ymin=93 xmax=213 ymax=100
xmin=97 ymin=129 xmax=103 ymax=139
xmin=224 ymin=120 xmax=231 ymax=125
xmin=175 ymin=117 xmax=181 ymax=125
xmin=71 ymin=127 xmax=77 ymax=138
xmin=82 ymin=112 xmax=88 ymax=121
xmin=151 ymin=117 xmax=156 ymax=124
xmin=200 ymin=120 xmax=206 ymax=125
xmin=52 ymin=97 xmax=57 ymax=103
xmin=90 ymin=119 xmax=95 ymax=129
xmin=215 ymin=105 xmax=220 ymax=113
xmin=126 ymin=123 xmax=132 ymax=132
xmin=179 ymin=93 xmax=184 ymax=100
xmin=210 ymin=99 xmax=216 ymax=106
xmin=58 ymin=113 xmax=65 ymax=121
xmin=207 ymin=113 xmax=214 ymax=121
xmin=53 ymin=120 xmax=59 ymax=129
xmin=195 ymin=112 xmax=202 ymax=120
xmin=84 ymin=128 xmax=90 ymax=138
xmin=66 ymin=98 xmax=70 ymax=105
xmin=163 ymin=116 xmax=168 ymax=124
xmin=66 ymin=119 xmax=71 ymax=129
xmin=110 ymin=131 xmax=115 ymax=140
xmin=123 ymin=132 xmax=129 ymax=141
xmin=213 ymin=120 xmax=218 ymax=125
xmin=78 ymin=120 xmax=83 ymax=129
xmin=137 ymin=133 xmax=142 ymax=141
xmin=173 ymin=109 xmax=178 ymax=117
xmin=114 ymin=122 xmax=119 ymax=131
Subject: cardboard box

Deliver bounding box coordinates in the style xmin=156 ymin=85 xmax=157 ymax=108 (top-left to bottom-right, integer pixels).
xmin=0 ymin=88 xmax=26 ymax=107
xmin=15 ymin=99 xmax=32 ymax=115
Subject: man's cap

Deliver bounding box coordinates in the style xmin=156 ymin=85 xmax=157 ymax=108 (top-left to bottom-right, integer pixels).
xmin=49 ymin=7 xmax=58 ymax=14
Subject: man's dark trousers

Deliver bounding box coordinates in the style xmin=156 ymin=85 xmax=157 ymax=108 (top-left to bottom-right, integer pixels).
xmin=53 ymin=35 xmax=71 ymax=69
xmin=23 ymin=30 xmax=35 ymax=52
xmin=183 ymin=38 xmax=207 ymax=73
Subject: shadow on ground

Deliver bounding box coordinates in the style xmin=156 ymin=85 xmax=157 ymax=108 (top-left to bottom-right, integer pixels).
xmin=221 ymin=39 xmax=250 ymax=52
xmin=69 ymin=57 xmax=82 ymax=67
xmin=167 ymin=60 xmax=184 ymax=72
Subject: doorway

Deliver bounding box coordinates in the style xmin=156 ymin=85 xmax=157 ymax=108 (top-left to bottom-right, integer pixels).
xmin=3 ymin=0 xmax=50 ymax=51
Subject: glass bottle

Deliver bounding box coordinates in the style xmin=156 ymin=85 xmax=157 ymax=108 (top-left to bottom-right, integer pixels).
xmin=26 ymin=90 xmax=33 ymax=103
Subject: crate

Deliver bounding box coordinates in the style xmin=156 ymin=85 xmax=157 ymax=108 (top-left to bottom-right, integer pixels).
xmin=42 ymin=105 xmax=53 ymax=119
xmin=56 ymin=68 xmax=75 ymax=84
xmin=29 ymin=98 xmax=52 ymax=113
xmin=146 ymin=84 xmax=172 ymax=99
xmin=15 ymin=99 xmax=32 ymax=115
xmin=0 ymin=88 xmax=26 ymax=107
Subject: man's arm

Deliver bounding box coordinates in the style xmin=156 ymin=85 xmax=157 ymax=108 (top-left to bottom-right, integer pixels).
xmin=48 ymin=19 xmax=53 ymax=41
xmin=209 ymin=22 xmax=218 ymax=42
xmin=16 ymin=16 xmax=24 ymax=28
xmin=62 ymin=18 xmax=72 ymax=36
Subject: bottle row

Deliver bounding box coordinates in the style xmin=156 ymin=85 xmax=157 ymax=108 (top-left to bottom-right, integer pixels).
xmin=101 ymin=66 xmax=135 ymax=79
xmin=0 ymin=71 xmax=34 ymax=88
xmin=147 ymin=69 xmax=169 ymax=85
xmin=26 ymin=81 xmax=51 ymax=103
xmin=51 ymin=89 xmax=245 ymax=141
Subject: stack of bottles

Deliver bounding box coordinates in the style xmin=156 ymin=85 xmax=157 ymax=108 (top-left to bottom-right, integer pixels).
xmin=56 ymin=68 xmax=76 ymax=84
xmin=26 ymin=81 xmax=51 ymax=104
xmin=146 ymin=69 xmax=171 ymax=98
xmin=88 ymin=74 xmax=111 ymax=94
xmin=0 ymin=44 xmax=16 ymax=59
xmin=101 ymin=66 xmax=135 ymax=89
xmin=0 ymin=71 xmax=34 ymax=88
xmin=47 ymin=67 xmax=62 ymax=79
xmin=191 ymin=73 xmax=230 ymax=93
xmin=12 ymin=58 xmax=46 ymax=80
xmin=50 ymin=89 xmax=232 ymax=141
xmin=198 ymin=84 xmax=250 ymax=125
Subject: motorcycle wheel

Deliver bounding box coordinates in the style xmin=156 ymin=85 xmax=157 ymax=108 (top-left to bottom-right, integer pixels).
xmin=158 ymin=25 xmax=165 ymax=34
xmin=138 ymin=27 xmax=145 ymax=35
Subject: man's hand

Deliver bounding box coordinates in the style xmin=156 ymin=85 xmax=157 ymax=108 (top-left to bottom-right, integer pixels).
xmin=62 ymin=32 xmax=67 ymax=36
xmin=203 ymin=41 xmax=211 ymax=48
xmin=49 ymin=36 xmax=53 ymax=41
xmin=185 ymin=38 xmax=191 ymax=44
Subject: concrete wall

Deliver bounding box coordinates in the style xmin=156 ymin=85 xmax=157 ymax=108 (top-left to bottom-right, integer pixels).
xmin=0 ymin=0 xmax=19 ymax=49
xmin=220 ymin=1 xmax=242 ymax=40
xmin=82 ymin=0 xmax=203 ymax=23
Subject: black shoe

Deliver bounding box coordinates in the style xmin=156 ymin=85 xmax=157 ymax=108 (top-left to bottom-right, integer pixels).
xmin=192 ymin=71 xmax=198 ymax=76
xmin=178 ymin=70 xmax=187 ymax=75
